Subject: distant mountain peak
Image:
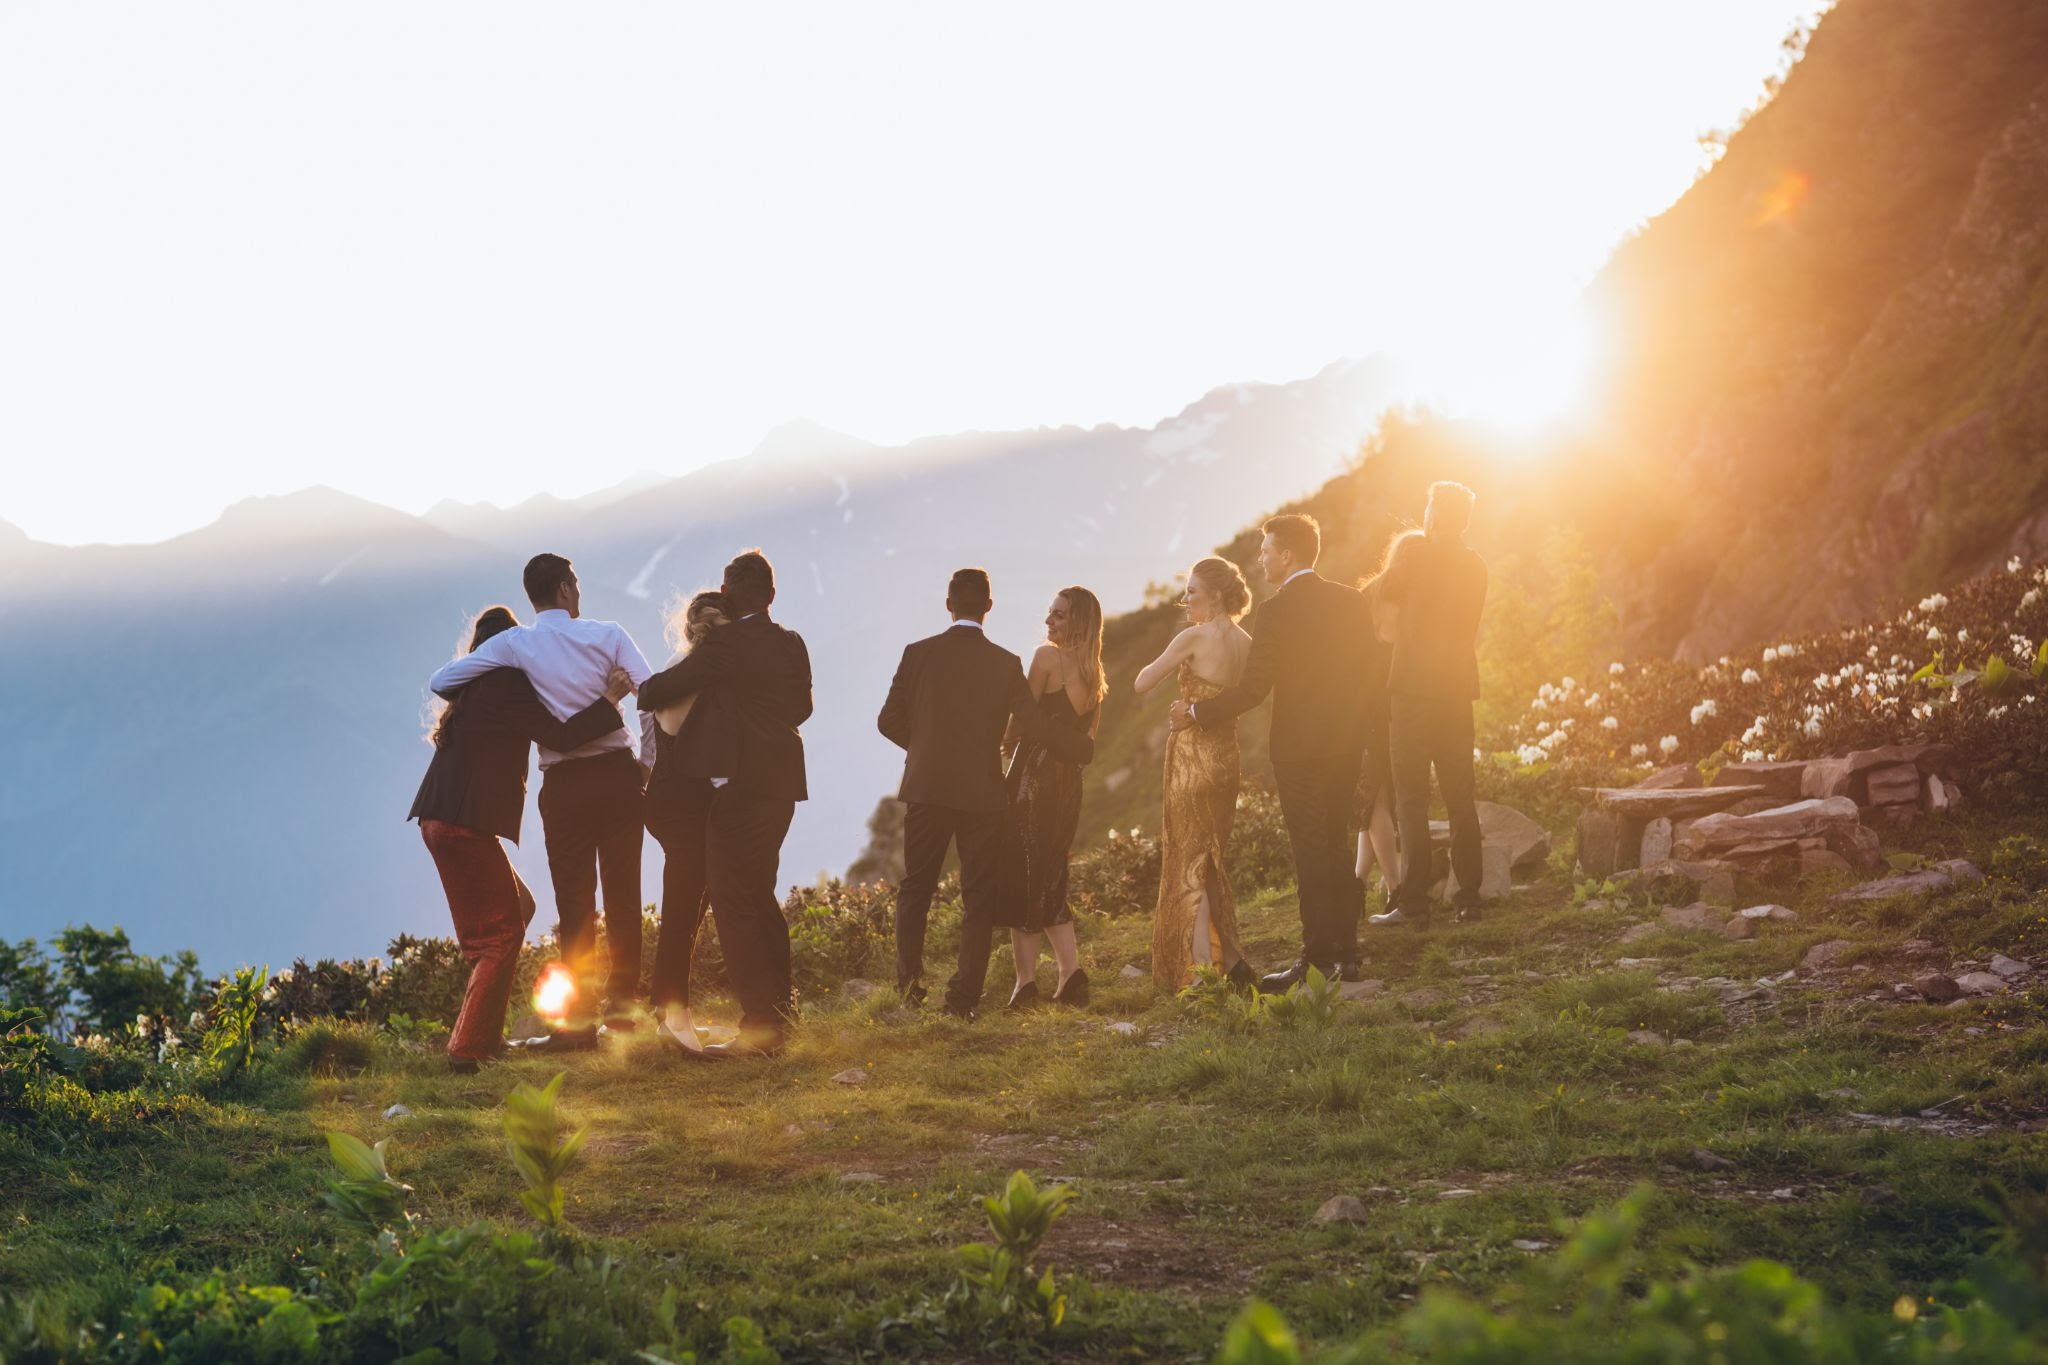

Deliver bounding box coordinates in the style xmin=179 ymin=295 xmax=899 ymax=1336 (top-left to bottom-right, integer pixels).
xmin=747 ymin=419 xmax=877 ymax=464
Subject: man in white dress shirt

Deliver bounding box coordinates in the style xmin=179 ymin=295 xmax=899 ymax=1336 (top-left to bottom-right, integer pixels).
xmin=429 ymin=553 xmax=653 ymax=1047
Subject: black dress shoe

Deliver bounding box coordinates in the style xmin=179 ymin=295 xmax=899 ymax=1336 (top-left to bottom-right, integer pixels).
xmin=1051 ymin=969 xmax=1090 ymax=1007
xmin=510 ymin=1025 xmax=599 ymax=1054
xmin=1226 ymin=960 xmax=1259 ymax=991
xmin=899 ymin=981 xmax=929 ymax=1008
xmin=1367 ymin=907 xmax=1429 ymax=929
xmin=1006 ymin=982 xmax=1043 ymax=1011
xmin=448 ymin=1056 xmax=482 ymax=1075
xmin=942 ymin=1002 xmax=978 ymax=1022
xmin=1330 ymin=961 xmax=1365 ymax=983
xmin=1259 ymin=960 xmax=1310 ymax=993
xmin=600 ymin=1000 xmax=642 ymax=1032
xmin=1453 ymin=902 xmax=1484 ymax=924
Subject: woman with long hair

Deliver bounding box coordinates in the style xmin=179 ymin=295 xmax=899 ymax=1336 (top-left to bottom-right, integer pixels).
xmin=1354 ymin=531 xmax=1415 ymax=899
xmin=642 ymin=588 xmax=732 ymax=1055
xmin=995 ymin=586 xmax=1105 ymax=1007
xmin=408 ymin=607 xmax=632 ymax=1072
xmin=1134 ymin=557 xmax=1257 ymax=991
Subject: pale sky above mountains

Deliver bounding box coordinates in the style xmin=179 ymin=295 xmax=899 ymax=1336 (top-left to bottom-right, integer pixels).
xmin=1 ymin=0 xmax=1821 ymax=547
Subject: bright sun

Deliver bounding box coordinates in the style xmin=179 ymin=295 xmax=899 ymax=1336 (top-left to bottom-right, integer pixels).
xmin=1399 ymin=298 xmax=1601 ymax=438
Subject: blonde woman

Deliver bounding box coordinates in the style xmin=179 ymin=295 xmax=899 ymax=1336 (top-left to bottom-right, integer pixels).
xmin=1353 ymin=532 xmax=1416 ymax=901
xmin=1134 ymin=558 xmax=1256 ymax=991
xmin=642 ymin=588 xmax=730 ymax=1054
xmin=995 ymin=586 xmax=1106 ymax=1007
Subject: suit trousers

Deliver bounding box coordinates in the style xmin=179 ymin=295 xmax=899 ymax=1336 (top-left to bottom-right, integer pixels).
xmin=537 ymin=749 xmax=646 ymax=1011
xmin=1272 ymin=751 xmax=1365 ymax=967
xmin=894 ymin=801 xmax=1004 ymax=1011
xmin=706 ymin=786 xmax=798 ymax=1033
xmin=420 ymin=819 xmax=525 ymax=1062
xmin=645 ymin=778 xmax=714 ymax=1009
xmin=1390 ymin=692 xmax=1482 ymax=913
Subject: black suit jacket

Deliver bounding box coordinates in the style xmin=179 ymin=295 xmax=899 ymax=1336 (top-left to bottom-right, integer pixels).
xmin=878 ymin=624 xmax=1095 ymax=813
xmin=639 ymin=613 xmax=812 ymax=802
xmin=1381 ymin=534 xmax=1488 ymax=699
xmin=1193 ymin=571 xmax=1376 ymax=763
xmin=407 ymin=668 xmax=624 ymax=842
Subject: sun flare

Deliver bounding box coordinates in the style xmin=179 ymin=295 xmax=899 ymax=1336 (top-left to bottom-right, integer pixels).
xmin=1400 ymin=299 xmax=1602 ymax=438
xmin=533 ymin=961 xmax=577 ymax=1024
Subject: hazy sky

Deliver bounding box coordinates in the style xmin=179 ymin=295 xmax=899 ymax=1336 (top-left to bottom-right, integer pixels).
xmin=1 ymin=1 xmax=1821 ymax=546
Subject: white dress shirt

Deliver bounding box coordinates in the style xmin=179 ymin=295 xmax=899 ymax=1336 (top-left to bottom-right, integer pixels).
xmin=429 ymin=610 xmax=653 ymax=768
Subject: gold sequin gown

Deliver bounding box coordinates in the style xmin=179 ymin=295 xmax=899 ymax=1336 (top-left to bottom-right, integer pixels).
xmin=1152 ymin=660 xmax=1247 ymax=990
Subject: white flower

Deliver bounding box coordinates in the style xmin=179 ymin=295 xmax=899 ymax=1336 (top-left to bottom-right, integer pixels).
xmin=1537 ymin=720 xmax=1551 ymax=734
xmin=1957 ymin=629 xmax=1968 ymax=643
xmin=1927 ymin=626 xmax=1944 ymax=641
xmin=1742 ymin=749 xmax=1764 ymax=763
xmin=1803 ymin=717 xmax=1823 ymax=738
xmin=1659 ymin=735 xmax=1680 ymax=756
xmin=1689 ymin=698 xmax=1718 ymax=725
xmin=1762 ymin=648 xmax=1778 ymax=664
xmin=2009 ymin=557 xmax=2023 ymax=573
xmin=1516 ymin=744 xmax=1546 ymax=767
xmin=1561 ymin=675 xmax=1577 ymax=692
xmin=1778 ymin=642 xmax=1799 ymax=659
xmin=1609 ymin=661 xmax=1626 ymax=676
xmin=1866 ymin=645 xmax=1879 ymax=659
xmin=1129 ymin=827 xmax=1142 ymax=840
xmin=1740 ymin=668 xmax=1761 ymax=685
xmin=1630 ymin=743 xmax=1649 ymax=760
xmin=1530 ymin=695 xmax=1549 ymax=712
xmin=1584 ymin=692 xmax=1601 ymax=708
xmin=2024 ymin=589 xmax=2042 ymax=609
xmin=1990 ymin=705 xmax=2010 ymax=719
xmin=1919 ymin=593 xmax=1949 ymax=612
xmin=1601 ymin=716 xmax=1619 ymax=730
xmin=1538 ymin=682 xmax=1557 ymax=702
xmin=1559 ymin=717 xmax=1575 ymax=730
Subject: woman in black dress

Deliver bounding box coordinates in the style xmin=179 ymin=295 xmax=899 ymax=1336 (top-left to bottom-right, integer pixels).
xmin=1354 ymin=532 xmax=1415 ymax=899
xmin=997 ymin=586 xmax=1106 ymax=1008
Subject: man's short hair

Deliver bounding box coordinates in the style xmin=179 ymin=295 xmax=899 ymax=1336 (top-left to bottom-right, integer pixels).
xmin=523 ymin=553 xmax=574 ymax=607
xmin=722 ymin=549 xmax=776 ymax=615
xmin=1427 ymin=481 xmax=1476 ymax=536
xmin=1262 ymin=513 xmax=1321 ymax=567
xmin=948 ymin=567 xmax=993 ymax=618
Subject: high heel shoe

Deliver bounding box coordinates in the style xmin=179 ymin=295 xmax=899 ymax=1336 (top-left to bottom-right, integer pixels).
xmin=1006 ymin=982 xmax=1043 ymax=1011
xmin=1052 ymin=969 xmax=1090 ymax=1006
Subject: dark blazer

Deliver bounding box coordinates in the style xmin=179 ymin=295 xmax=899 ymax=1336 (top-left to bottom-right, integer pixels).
xmin=1381 ymin=534 xmax=1488 ymax=700
xmin=639 ymin=612 xmax=812 ymax=802
xmin=1192 ymin=570 xmax=1377 ymax=762
xmin=407 ymin=668 xmax=624 ymax=842
xmin=878 ymin=624 xmax=1095 ymax=813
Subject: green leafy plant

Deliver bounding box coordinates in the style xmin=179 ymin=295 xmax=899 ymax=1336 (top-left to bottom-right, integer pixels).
xmin=504 ymin=1070 xmax=588 ymax=1231
xmin=200 ymin=965 xmax=268 ymax=1079
xmin=1262 ymin=967 xmax=1341 ymax=1030
xmin=114 ymin=1276 xmax=328 ymax=1363
xmin=320 ymin=1131 xmax=414 ymax=1240
xmin=949 ymin=1171 xmax=1075 ymax=1335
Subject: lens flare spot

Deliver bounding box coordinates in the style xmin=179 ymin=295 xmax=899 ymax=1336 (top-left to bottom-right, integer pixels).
xmin=1750 ymin=169 xmax=1810 ymax=228
xmin=533 ymin=962 xmax=576 ymax=1024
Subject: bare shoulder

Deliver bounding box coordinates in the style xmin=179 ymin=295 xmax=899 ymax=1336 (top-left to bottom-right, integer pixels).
xmin=1030 ymin=642 xmax=1062 ymax=667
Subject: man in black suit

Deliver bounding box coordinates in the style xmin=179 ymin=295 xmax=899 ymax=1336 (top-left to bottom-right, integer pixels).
xmin=1170 ymin=513 xmax=1375 ymax=989
xmin=878 ymin=568 xmax=1094 ymax=1017
xmin=638 ymin=549 xmax=811 ymax=1056
xmin=1372 ymin=481 xmax=1489 ymax=928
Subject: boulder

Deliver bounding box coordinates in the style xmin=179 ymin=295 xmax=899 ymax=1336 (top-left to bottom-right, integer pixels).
xmin=1629 ymin=858 xmax=1739 ymax=906
xmin=1677 ymin=797 xmax=1861 ymax=858
xmin=1478 ymin=802 xmax=1552 ymax=872
xmin=1631 ymin=764 xmax=1703 ymax=790
xmin=1726 ymin=796 xmax=1789 ymax=816
xmin=1865 ymin=763 xmax=1922 ymax=807
xmin=1639 ymin=817 xmax=1674 ymax=867
xmin=1913 ymin=973 xmax=1961 ymax=1003
xmin=1801 ymin=848 xmax=1853 ymax=877
xmin=1721 ymin=838 xmax=1801 ymax=861
xmin=1576 ymin=808 xmax=1622 ymax=879
xmin=1989 ymin=954 xmax=2029 ymax=979
xmin=1801 ymin=757 xmax=1855 ymax=799
xmin=1825 ymin=823 xmax=1885 ymax=871
xmin=1712 ymin=761 xmax=1809 ymax=798
xmin=1846 ymin=743 xmax=1957 ymax=778
xmin=1922 ymin=774 xmax=1961 ymax=814
xmin=1722 ymin=915 xmax=1756 ymax=941
xmin=1661 ymin=902 xmax=1727 ymax=934
xmin=1801 ymin=939 xmax=1854 ymax=970
xmin=1446 ymin=841 xmax=1514 ymax=902
xmin=1828 ymin=859 xmax=1984 ymax=905
xmin=1956 ymin=971 xmax=2008 ymax=995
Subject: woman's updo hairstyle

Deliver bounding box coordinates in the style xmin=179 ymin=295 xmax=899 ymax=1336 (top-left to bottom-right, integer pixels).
xmin=1190 ymin=557 xmax=1252 ymax=621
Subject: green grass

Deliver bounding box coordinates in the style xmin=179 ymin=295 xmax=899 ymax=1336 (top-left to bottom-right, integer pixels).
xmin=5 ymin=811 xmax=2048 ymax=1360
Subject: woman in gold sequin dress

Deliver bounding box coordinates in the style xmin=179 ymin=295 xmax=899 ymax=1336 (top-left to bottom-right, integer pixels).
xmin=1134 ymin=558 xmax=1258 ymax=992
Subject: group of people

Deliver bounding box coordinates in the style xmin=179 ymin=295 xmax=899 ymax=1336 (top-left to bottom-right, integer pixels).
xmin=406 ymin=480 xmax=1488 ymax=1071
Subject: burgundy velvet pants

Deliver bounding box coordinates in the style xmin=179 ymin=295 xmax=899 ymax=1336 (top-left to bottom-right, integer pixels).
xmin=420 ymin=818 xmax=529 ymax=1061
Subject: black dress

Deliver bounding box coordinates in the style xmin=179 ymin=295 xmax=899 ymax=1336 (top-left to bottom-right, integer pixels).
xmin=996 ymin=687 xmax=1095 ymax=931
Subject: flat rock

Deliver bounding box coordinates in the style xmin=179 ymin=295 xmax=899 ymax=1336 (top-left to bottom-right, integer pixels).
xmin=1922 ymin=774 xmax=1961 ymax=814
xmin=1478 ymin=801 xmax=1552 ymax=871
xmin=1618 ymin=923 xmax=1659 ymax=945
xmin=1722 ymin=915 xmax=1756 ymax=941
xmin=1627 ymin=1029 xmax=1668 ymax=1046
xmin=1639 ymin=816 xmax=1674 ymax=867
xmin=1712 ymin=761 xmax=1809 ymax=797
xmin=1827 ymin=824 xmax=1886 ymax=871
xmin=1399 ymin=987 xmax=1448 ymax=1010
xmin=1337 ymin=979 xmax=1386 ymax=1001
xmin=1845 ymin=743 xmax=1956 ymax=778
xmin=839 ymin=978 xmax=879 ymax=1001
xmin=1119 ymin=963 xmax=1146 ymax=981
xmin=383 ymin=1104 xmax=413 ymax=1120
xmin=1864 ymin=763 xmax=1922 ymax=807
xmin=831 ymin=1068 xmax=870 ymax=1085
xmin=1593 ymin=785 xmax=1769 ymax=818
xmin=1446 ymin=840 xmax=1514 ymax=902
xmin=1739 ymin=904 xmax=1797 ymax=921
xmin=1105 ymin=1021 xmax=1139 ymax=1036
xmin=1314 ymin=1195 xmax=1372 ymax=1224
xmin=1801 ymin=939 xmax=1854 ymax=971
xmin=1661 ymin=902 xmax=1727 ymax=933
xmin=1989 ymin=954 xmax=2028 ymax=978
xmin=1576 ymin=808 xmax=1622 ymax=879
xmin=1828 ymin=860 xmax=1983 ymax=905
xmin=1677 ymin=797 xmax=1861 ymax=858
xmin=1439 ymin=1188 xmax=1479 ymax=1199
xmin=1690 ymin=1146 xmax=1737 ymax=1171
xmin=1631 ymin=765 xmax=1703 ymax=790
xmin=1913 ymin=973 xmax=1961 ymax=1003
xmin=1513 ymin=1238 xmax=1553 ymax=1252
xmin=1801 ymin=757 xmax=1855 ymax=799
xmin=839 ymin=1172 xmax=882 ymax=1186
xmin=1800 ymin=848 xmax=1854 ymax=877
xmin=1956 ymin=971 xmax=2008 ymax=995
